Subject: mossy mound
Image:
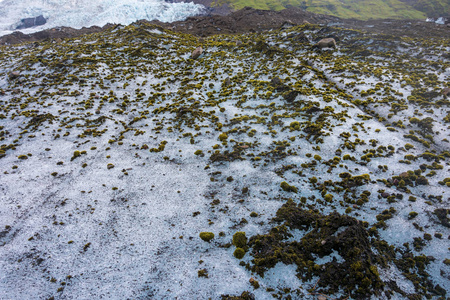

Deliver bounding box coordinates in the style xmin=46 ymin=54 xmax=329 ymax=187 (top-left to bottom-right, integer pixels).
xmin=280 ymin=181 xmax=298 ymax=193
xmin=199 ymin=232 xmax=215 ymax=242
xmin=233 ymin=247 xmax=246 ymax=259
xmin=232 ymin=232 xmax=248 ymax=248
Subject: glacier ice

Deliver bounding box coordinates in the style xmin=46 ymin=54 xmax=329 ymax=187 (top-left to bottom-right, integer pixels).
xmin=0 ymin=0 xmax=206 ymax=37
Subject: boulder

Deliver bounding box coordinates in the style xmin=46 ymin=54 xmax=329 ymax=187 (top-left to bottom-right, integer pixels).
xmin=191 ymin=46 xmax=203 ymax=59
xmin=442 ymin=87 xmax=450 ymax=98
xmin=315 ymin=37 xmax=336 ymax=49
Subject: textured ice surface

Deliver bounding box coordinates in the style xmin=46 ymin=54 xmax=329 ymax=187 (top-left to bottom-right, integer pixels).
xmin=0 ymin=0 xmax=205 ymax=37
xmin=0 ymin=23 xmax=449 ymax=299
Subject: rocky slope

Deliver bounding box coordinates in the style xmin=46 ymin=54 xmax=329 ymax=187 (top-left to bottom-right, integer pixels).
xmin=0 ymin=17 xmax=449 ymax=300
xmin=1 ymin=7 xmax=449 ymax=46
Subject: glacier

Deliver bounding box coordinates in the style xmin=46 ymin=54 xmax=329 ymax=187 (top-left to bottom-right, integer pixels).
xmin=0 ymin=0 xmax=206 ymax=37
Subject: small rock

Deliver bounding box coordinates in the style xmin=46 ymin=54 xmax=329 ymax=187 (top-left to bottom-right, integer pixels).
xmin=95 ymin=110 xmax=101 ymax=114
xmin=280 ymin=20 xmax=296 ymax=29
xmin=9 ymin=71 xmax=20 ymax=79
xmin=270 ymin=76 xmax=282 ymax=87
xmin=191 ymin=46 xmax=203 ymax=59
xmin=284 ymin=90 xmax=299 ymax=102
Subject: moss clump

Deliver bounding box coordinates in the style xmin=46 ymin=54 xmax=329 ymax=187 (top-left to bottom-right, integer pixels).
xmin=198 ymin=268 xmax=208 ymax=278
xmin=408 ymin=212 xmax=418 ymax=219
xmin=219 ymin=133 xmax=228 ymax=141
xmin=233 ymin=232 xmax=247 ymax=248
xmin=290 ymin=121 xmax=300 ymax=130
xmin=433 ymin=209 xmax=450 ymax=228
xmin=71 ymin=150 xmax=81 ymax=161
xmin=199 ymin=232 xmax=215 ymax=242
xmin=245 ymin=199 xmax=393 ymax=298
xmin=234 ymin=247 xmax=246 ymax=259
xmin=18 ymin=155 xmax=28 ymax=160
xmin=249 ymin=278 xmax=260 ymax=289
xmin=280 ymin=181 xmax=298 ymax=193
xmin=416 ymin=176 xmax=429 ymax=185
xmin=324 ymin=194 xmax=333 ymax=203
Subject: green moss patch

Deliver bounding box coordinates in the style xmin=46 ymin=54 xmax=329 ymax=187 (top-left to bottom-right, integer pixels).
xmin=243 ymin=199 xmax=440 ymax=298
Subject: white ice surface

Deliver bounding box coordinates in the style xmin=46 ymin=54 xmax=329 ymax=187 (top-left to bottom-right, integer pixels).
xmin=0 ymin=0 xmax=205 ymax=37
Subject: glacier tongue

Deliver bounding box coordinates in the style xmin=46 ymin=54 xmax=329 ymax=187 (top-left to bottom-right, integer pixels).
xmin=0 ymin=0 xmax=206 ymax=37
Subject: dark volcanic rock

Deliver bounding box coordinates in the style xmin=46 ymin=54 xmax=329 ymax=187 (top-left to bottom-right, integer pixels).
xmin=0 ymin=24 xmax=114 ymax=45
xmin=16 ymin=15 xmax=47 ymax=29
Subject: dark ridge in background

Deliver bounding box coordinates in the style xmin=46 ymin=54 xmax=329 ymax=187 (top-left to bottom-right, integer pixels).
xmin=1 ymin=7 xmax=449 ymax=45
